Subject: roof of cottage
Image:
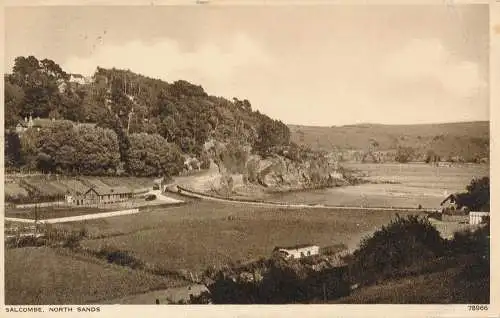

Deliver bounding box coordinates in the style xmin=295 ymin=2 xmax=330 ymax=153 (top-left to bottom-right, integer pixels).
xmin=86 ymin=185 xmax=131 ymax=196
xmin=274 ymin=244 xmax=319 ymax=251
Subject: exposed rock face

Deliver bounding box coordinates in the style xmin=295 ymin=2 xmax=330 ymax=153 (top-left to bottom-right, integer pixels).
xmin=199 ymin=143 xmax=348 ymax=195
xmin=244 ymin=154 xmax=346 ymax=190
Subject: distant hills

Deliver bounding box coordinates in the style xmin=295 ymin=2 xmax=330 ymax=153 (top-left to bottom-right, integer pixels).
xmin=289 ymin=121 xmax=490 ymax=162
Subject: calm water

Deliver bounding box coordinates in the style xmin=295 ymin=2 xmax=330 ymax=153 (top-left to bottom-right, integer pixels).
xmin=268 ymin=163 xmax=489 ymax=208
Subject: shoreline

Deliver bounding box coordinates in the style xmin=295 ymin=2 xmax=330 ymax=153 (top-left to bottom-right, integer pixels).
xmin=172 ymin=185 xmax=434 ymax=212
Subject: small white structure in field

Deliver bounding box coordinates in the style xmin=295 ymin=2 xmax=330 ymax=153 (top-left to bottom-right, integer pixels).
xmin=469 ymin=212 xmax=490 ymax=225
xmin=274 ymin=244 xmax=320 ymax=259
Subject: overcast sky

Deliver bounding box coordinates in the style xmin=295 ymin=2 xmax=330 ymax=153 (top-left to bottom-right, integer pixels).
xmin=5 ymin=5 xmax=489 ymax=126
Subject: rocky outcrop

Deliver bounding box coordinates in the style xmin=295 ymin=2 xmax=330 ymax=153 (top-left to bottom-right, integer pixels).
xmin=199 ymin=140 xmax=349 ymax=196
xmin=242 ymin=154 xmax=347 ymax=192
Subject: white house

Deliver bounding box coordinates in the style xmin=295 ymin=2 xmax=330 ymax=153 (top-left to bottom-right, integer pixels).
xmin=469 ymin=212 xmax=490 ymax=225
xmin=69 ymin=74 xmax=90 ymax=85
xmin=274 ymin=244 xmax=320 ymax=259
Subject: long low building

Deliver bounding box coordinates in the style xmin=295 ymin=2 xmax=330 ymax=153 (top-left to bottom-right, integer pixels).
xmin=67 ymin=185 xmax=132 ymax=206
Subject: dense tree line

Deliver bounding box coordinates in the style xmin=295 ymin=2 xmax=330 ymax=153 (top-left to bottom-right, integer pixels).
xmin=453 ymin=177 xmax=490 ymax=212
xmin=11 ymin=122 xmax=120 ymax=175
xmin=127 ymin=133 xmax=184 ymax=177
xmin=5 ymin=56 xmax=291 ymax=175
xmin=7 ymin=123 xmax=182 ymax=177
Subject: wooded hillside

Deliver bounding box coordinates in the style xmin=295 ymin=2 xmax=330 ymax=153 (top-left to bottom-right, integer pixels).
xmin=5 ymin=56 xmax=290 ymax=176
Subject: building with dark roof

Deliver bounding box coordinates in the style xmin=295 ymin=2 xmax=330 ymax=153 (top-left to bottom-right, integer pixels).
xmin=69 ymin=185 xmax=132 ymax=206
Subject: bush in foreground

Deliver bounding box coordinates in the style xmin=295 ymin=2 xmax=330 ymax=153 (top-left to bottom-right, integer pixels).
xmin=348 ymin=214 xmax=445 ymax=287
xmin=455 ymin=177 xmax=490 ymax=212
xmin=94 ymin=246 xmax=144 ymax=269
xmin=5 ymin=224 xmax=87 ymax=249
xmin=190 ymin=255 xmax=350 ymax=304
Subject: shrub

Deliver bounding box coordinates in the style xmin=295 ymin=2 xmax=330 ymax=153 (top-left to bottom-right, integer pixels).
xmin=448 ymin=223 xmax=489 ymax=256
xmin=454 ymin=177 xmax=489 ymax=212
xmin=5 ymin=235 xmax=45 ymax=249
xmin=425 ymin=150 xmax=440 ymax=164
xmin=189 ymin=291 xmax=212 ymax=304
xmin=95 ymin=246 xmax=144 ymax=269
xmin=44 ymin=225 xmax=87 ymax=249
xmin=218 ymin=173 xmax=234 ymax=197
xmin=196 ymin=256 xmax=350 ymax=304
xmin=199 ymin=151 xmax=211 ymax=169
xmin=395 ymin=146 xmax=415 ymax=163
xmin=348 ymin=214 xmax=445 ymax=286
xmin=245 ymin=157 xmax=260 ymax=184
xmin=220 ymin=141 xmax=249 ymax=174
xmin=5 ymin=225 xmax=87 ymax=249
xmin=449 ymin=224 xmax=490 ymax=303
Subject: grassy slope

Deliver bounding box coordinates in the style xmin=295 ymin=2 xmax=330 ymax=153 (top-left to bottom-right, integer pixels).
xmin=331 ymin=255 xmax=489 ymax=304
xmin=4 ymin=247 xmax=186 ymax=305
xmin=76 ymin=201 xmax=423 ymax=273
xmin=289 ymin=121 xmax=489 ymax=158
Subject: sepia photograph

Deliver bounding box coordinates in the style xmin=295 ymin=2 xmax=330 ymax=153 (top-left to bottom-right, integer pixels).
xmin=2 ymin=2 xmax=492 ymax=309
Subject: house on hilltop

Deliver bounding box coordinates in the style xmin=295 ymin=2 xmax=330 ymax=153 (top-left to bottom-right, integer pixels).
xmin=69 ymin=73 xmax=91 ymax=85
xmin=273 ymin=244 xmax=320 ymax=259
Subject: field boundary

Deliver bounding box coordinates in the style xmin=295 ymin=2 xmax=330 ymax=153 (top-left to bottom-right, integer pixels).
xmin=15 ymin=201 xmax=66 ymax=209
xmin=173 ymin=185 xmax=436 ymax=212
xmin=5 ymin=208 xmax=140 ymax=224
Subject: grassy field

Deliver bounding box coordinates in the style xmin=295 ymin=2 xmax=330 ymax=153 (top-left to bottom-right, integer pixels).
xmin=5 ymin=198 xmax=477 ymax=304
xmin=103 ymin=284 xmax=208 ymax=304
xmin=74 ymin=200 xmax=425 ymax=273
xmin=344 ymin=162 xmax=489 ymax=191
xmin=4 ymin=247 xmax=186 ymax=305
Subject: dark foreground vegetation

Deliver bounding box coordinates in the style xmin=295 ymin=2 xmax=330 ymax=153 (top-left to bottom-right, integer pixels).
xmin=452 ymin=176 xmax=490 ymax=212
xmin=184 ymin=214 xmax=489 ymax=304
xmin=184 ymin=177 xmax=490 ymax=304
